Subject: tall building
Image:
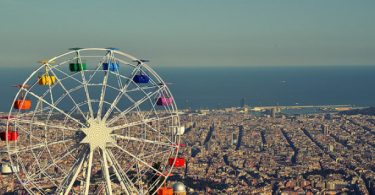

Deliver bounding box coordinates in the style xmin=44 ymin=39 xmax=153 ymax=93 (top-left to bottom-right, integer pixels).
xmin=321 ymin=124 xmax=329 ymax=135
xmin=232 ymin=132 xmax=237 ymax=145
xmin=271 ymin=108 xmax=277 ymax=118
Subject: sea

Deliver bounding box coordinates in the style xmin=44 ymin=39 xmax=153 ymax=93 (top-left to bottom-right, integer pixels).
xmin=1 ymin=65 xmax=375 ymax=112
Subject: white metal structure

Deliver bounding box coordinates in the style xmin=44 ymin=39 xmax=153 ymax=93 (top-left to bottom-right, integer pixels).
xmin=6 ymin=48 xmax=181 ymax=194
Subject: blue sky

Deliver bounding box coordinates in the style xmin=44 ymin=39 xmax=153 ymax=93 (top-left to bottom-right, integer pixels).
xmin=0 ymin=0 xmax=374 ymax=67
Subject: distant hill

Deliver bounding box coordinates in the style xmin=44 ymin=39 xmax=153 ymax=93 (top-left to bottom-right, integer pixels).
xmin=339 ymin=107 xmax=375 ymax=115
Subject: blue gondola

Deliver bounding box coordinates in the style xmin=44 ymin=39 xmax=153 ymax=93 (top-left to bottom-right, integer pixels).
xmin=133 ymin=74 xmax=150 ymax=83
xmin=102 ymin=62 xmax=119 ymax=72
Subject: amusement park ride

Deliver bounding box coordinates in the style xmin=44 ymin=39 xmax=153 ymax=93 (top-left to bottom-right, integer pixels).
xmin=0 ymin=48 xmax=186 ymax=194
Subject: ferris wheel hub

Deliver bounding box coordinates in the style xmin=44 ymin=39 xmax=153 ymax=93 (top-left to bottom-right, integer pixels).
xmin=80 ymin=118 xmax=115 ymax=150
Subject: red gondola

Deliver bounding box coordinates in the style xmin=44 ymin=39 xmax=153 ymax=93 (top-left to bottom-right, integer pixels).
xmin=168 ymin=157 xmax=185 ymax=168
xmin=0 ymin=115 xmax=17 ymax=141
xmin=0 ymin=131 xmax=18 ymax=141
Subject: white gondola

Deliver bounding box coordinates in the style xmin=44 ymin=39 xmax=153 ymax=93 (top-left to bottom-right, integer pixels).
xmin=1 ymin=162 xmax=12 ymax=174
xmin=1 ymin=161 xmax=18 ymax=174
xmin=170 ymin=126 xmax=185 ymax=136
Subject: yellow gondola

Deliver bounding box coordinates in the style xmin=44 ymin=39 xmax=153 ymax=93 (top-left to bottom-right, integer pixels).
xmin=38 ymin=75 xmax=56 ymax=85
xmin=37 ymin=60 xmax=56 ymax=86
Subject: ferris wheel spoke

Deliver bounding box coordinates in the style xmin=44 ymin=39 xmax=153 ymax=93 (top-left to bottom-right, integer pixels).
xmin=113 ymin=134 xmax=175 ymax=148
xmin=48 ymin=68 xmax=88 ymax=121
xmin=15 ymin=125 xmax=45 ymax=143
xmin=61 ymin=146 xmax=88 ymax=195
xmin=97 ymin=65 xmax=110 ymax=121
xmin=108 ymin=58 xmax=124 ymax=89
xmin=91 ymin=51 xmax=113 ymax=120
xmin=83 ymin=149 xmax=93 ymax=195
xmin=126 ymin=85 xmax=160 ymax=93
xmin=142 ymin=97 xmax=160 ymax=120
xmin=10 ymin=139 xmax=74 ymax=155
xmin=85 ymin=52 xmax=112 ymax=84
xmin=107 ymin=86 xmax=166 ymax=125
xmin=52 ymin=66 xmax=85 ymax=85
xmin=14 ymin=118 xmax=77 ymax=131
xmin=102 ymin=65 xmax=144 ymax=121
xmin=142 ymin=122 xmax=174 ymax=144
xmin=51 ymin=85 xmax=83 ymax=111
xmin=105 ymin=149 xmax=134 ymax=194
xmin=45 ymin=70 xmax=56 ymax=106
xmin=113 ymin=143 xmax=166 ymax=177
xmin=142 ymin=148 xmax=173 ymax=160
xmin=111 ymin=114 xmax=175 ymax=132
xmin=28 ymin=146 xmax=80 ymax=180
xmin=143 ymin=121 xmax=166 ymax=135
xmin=108 ymin=150 xmax=138 ymax=187
xmin=100 ymin=148 xmax=113 ymax=195
xmin=76 ymin=53 xmax=95 ymax=119
xmin=121 ymin=148 xmax=171 ymax=175
xmin=121 ymin=82 xmax=165 ymax=120
xmin=24 ymin=89 xmax=86 ymax=127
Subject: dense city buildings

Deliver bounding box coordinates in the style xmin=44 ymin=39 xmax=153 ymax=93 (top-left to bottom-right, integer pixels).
xmin=1 ymin=108 xmax=375 ymax=194
xmin=172 ymin=108 xmax=374 ymax=194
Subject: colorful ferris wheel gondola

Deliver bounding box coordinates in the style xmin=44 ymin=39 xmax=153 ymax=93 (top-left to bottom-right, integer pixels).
xmin=168 ymin=144 xmax=185 ymax=168
xmin=13 ymin=84 xmax=32 ymax=110
xmin=102 ymin=61 xmax=119 ymax=72
xmin=37 ymin=60 xmax=56 ymax=86
xmin=133 ymin=70 xmax=150 ymax=84
xmin=69 ymin=48 xmax=87 ymax=72
xmin=0 ymin=116 xmax=18 ymax=141
xmin=168 ymin=157 xmax=185 ymax=168
xmin=132 ymin=59 xmax=150 ymax=83
xmin=102 ymin=47 xmax=120 ymax=72
xmin=156 ymin=82 xmax=174 ymax=106
xmin=69 ymin=59 xmax=87 ymax=72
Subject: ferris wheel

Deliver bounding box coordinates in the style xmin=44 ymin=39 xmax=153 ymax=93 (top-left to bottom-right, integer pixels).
xmin=4 ymin=48 xmax=185 ymax=194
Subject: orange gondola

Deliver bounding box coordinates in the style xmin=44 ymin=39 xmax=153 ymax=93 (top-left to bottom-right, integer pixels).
xmin=14 ymin=100 xmax=32 ymax=110
xmin=13 ymin=85 xmax=32 ymax=110
xmin=157 ymin=186 xmax=173 ymax=195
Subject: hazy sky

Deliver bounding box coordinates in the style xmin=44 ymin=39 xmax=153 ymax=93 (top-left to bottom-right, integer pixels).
xmin=0 ymin=0 xmax=374 ymax=67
